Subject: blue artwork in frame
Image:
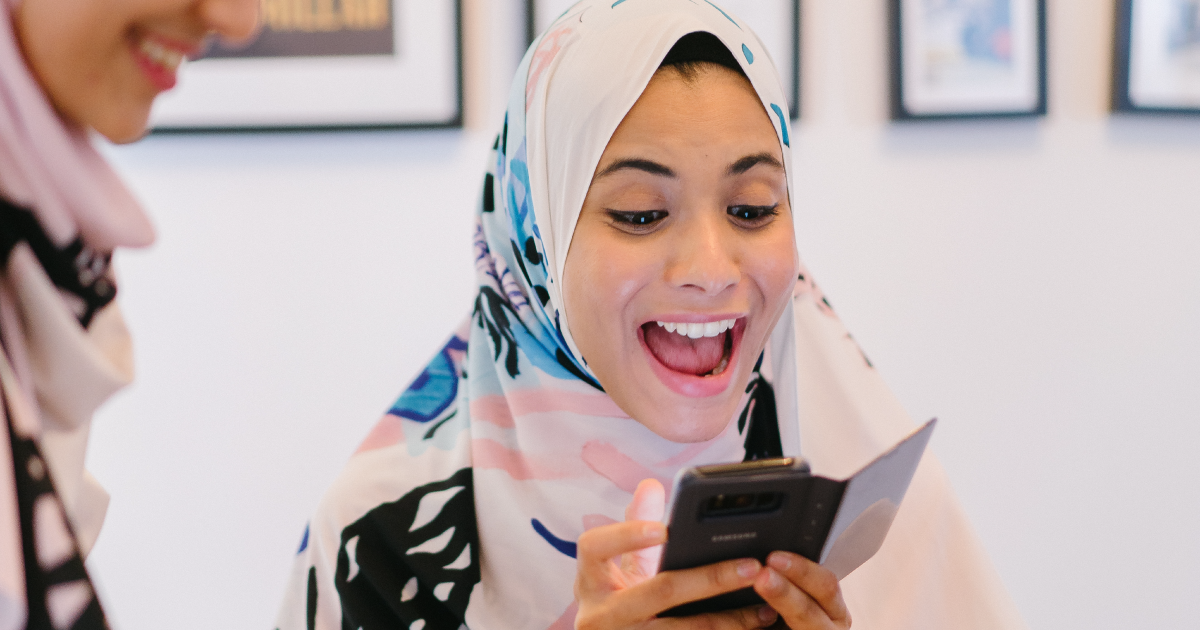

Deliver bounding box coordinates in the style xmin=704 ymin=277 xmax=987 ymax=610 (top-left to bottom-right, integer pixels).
xmin=1114 ymin=0 xmax=1200 ymax=114
xmin=889 ymin=0 xmax=1048 ymax=120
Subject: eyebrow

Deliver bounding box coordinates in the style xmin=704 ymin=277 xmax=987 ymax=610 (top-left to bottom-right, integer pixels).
xmin=594 ymin=152 xmax=784 ymax=180
xmin=595 ymin=158 xmax=676 ymax=179
xmin=727 ymin=153 xmax=783 ymax=175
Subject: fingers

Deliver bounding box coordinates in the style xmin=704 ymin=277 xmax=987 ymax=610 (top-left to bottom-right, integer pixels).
xmin=577 ymin=603 xmax=774 ymax=630
xmin=753 ymin=552 xmax=851 ymax=630
xmin=577 ymin=520 xmax=666 ymax=594
xmin=612 ymin=558 xmax=762 ymax=625
xmin=654 ymin=605 xmax=779 ymax=630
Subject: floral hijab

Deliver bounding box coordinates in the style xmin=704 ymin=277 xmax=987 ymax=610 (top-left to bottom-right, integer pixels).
xmin=276 ymin=2 xmax=1026 ymax=629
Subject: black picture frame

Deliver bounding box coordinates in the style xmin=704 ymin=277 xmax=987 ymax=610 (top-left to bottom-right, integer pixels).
xmin=525 ymin=0 xmax=801 ymax=118
xmin=151 ymin=0 xmax=463 ymax=134
xmin=889 ymin=0 xmax=1047 ymax=120
xmin=1112 ymin=0 xmax=1200 ymax=115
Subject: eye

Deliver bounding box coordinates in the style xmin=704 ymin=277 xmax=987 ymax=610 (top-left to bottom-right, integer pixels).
xmin=606 ymin=210 xmax=668 ymax=232
xmin=728 ymin=204 xmax=779 ymax=225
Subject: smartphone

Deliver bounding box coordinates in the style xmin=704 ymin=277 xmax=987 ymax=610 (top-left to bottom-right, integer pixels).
xmin=655 ymin=418 xmax=937 ymax=618
xmin=656 ymin=456 xmax=846 ymax=617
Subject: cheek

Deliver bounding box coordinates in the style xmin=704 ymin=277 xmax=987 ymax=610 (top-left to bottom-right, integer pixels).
xmin=748 ymin=229 xmax=799 ymax=313
xmin=563 ymin=229 xmax=659 ymax=373
xmin=18 ymin=0 xmax=154 ymax=138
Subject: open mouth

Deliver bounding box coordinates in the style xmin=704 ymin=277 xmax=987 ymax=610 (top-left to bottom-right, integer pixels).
xmin=639 ymin=317 xmax=745 ymax=397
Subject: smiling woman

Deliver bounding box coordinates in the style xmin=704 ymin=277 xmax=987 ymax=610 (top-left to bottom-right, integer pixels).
xmin=276 ymin=2 xmax=1025 ymax=630
xmin=564 ymin=55 xmax=798 ymax=442
xmin=0 ymin=0 xmax=256 ymax=627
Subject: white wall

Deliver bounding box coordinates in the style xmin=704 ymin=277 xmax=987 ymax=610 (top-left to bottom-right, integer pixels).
xmin=86 ymin=1 xmax=1200 ymax=629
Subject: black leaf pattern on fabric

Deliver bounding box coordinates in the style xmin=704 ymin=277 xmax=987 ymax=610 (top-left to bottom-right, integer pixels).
xmin=739 ymin=375 xmax=783 ymax=462
xmin=0 ymin=196 xmax=116 ymax=328
xmin=423 ymin=411 xmax=458 ymax=440
xmin=482 ymin=174 xmax=495 ymax=213
xmin=509 ymin=240 xmax=534 ymax=286
xmin=533 ymin=285 xmax=550 ymax=306
xmin=555 ymin=349 xmax=603 ymax=392
xmin=336 ymin=468 xmax=480 ymax=630
xmin=501 ymin=116 xmax=508 ymax=155
xmin=474 ymin=287 xmax=521 ymax=378
xmin=523 ymin=237 xmax=542 ymax=265
xmin=7 ymin=413 xmax=108 ymax=630
xmin=306 ymin=567 xmax=318 ymax=630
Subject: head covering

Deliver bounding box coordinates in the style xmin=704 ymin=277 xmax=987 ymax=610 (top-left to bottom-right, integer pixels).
xmin=277 ymin=2 xmax=1026 ymax=629
xmin=0 ymin=1 xmax=153 ymax=628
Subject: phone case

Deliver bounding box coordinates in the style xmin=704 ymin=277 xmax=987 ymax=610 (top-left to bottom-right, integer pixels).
xmin=657 ymin=418 xmax=937 ymax=617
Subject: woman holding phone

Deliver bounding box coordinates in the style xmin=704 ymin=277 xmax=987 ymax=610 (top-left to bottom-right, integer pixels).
xmin=0 ymin=0 xmax=256 ymax=626
xmin=278 ymin=2 xmax=1025 ymax=628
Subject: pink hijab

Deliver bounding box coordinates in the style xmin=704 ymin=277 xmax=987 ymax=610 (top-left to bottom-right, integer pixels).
xmin=0 ymin=1 xmax=154 ymax=628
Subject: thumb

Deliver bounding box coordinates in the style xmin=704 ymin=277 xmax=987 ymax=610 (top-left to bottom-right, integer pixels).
xmin=624 ymin=478 xmax=666 ymax=576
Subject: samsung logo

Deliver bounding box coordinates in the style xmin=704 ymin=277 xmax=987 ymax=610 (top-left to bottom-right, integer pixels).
xmin=711 ymin=532 xmax=757 ymax=543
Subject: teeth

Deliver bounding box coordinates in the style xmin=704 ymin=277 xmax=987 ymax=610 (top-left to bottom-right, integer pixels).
xmin=139 ymin=37 xmax=185 ymax=71
xmin=655 ymin=318 xmax=737 ymax=338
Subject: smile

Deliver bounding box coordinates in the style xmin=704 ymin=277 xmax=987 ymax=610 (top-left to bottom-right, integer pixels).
xmin=130 ymin=33 xmax=196 ymax=92
xmin=639 ymin=316 xmax=745 ymax=398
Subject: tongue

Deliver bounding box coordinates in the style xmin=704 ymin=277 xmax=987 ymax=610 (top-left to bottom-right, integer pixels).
xmin=643 ymin=324 xmax=725 ymax=376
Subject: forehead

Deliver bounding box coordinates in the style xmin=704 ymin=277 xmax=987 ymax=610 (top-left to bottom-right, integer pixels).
xmin=601 ymin=66 xmax=782 ymax=162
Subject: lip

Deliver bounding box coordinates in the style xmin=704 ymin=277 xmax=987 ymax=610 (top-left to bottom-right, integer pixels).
xmin=129 ymin=32 xmax=202 ymax=92
xmin=638 ymin=316 xmax=746 ymax=398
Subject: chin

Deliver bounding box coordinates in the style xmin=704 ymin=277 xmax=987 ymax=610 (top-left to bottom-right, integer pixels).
xmin=635 ymin=390 xmax=745 ymax=443
xmin=93 ymin=106 xmax=153 ymax=144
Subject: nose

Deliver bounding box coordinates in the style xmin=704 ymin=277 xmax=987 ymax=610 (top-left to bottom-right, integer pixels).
xmin=198 ymin=0 xmax=262 ymax=44
xmin=665 ymin=210 xmax=740 ymax=295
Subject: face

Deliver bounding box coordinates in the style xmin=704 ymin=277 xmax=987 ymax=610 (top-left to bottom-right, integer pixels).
xmin=563 ymin=65 xmax=799 ymax=443
xmin=14 ymin=0 xmax=259 ymax=143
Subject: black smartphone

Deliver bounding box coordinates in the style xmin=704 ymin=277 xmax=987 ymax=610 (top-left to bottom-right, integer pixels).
xmin=655 ymin=456 xmax=846 ymax=617
xmin=654 ymin=418 xmax=937 ymax=618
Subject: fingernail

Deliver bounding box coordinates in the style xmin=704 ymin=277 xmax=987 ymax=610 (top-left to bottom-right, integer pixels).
xmin=758 ymin=606 xmax=778 ymax=624
xmin=768 ymin=552 xmax=792 ymax=571
xmin=737 ymin=559 xmax=760 ymax=578
xmin=765 ymin=568 xmax=783 ymax=590
xmin=643 ymin=522 xmax=665 ymax=540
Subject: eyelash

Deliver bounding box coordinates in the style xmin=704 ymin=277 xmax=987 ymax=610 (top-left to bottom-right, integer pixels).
xmin=606 ymin=210 xmax=668 ymax=230
xmin=606 ymin=205 xmax=779 ymax=232
xmin=728 ymin=204 xmax=779 ymax=222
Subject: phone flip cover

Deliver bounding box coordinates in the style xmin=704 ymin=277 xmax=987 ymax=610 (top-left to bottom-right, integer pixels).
xmin=818 ymin=418 xmax=936 ymax=580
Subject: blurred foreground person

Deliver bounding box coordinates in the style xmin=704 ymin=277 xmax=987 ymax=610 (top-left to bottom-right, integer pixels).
xmin=0 ymin=0 xmax=256 ymax=627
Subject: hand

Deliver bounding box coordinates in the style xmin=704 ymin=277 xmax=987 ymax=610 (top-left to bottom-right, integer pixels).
xmin=752 ymin=552 xmax=851 ymax=630
xmin=574 ymin=479 xmax=779 ymax=629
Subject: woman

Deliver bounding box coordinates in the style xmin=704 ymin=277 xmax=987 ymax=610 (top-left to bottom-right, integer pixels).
xmin=277 ymin=2 xmax=1025 ymax=629
xmin=0 ymin=0 xmax=256 ymax=627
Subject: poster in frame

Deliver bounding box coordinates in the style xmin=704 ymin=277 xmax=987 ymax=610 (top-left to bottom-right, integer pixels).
xmin=889 ymin=0 xmax=1047 ymax=120
xmin=525 ymin=0 xmax=800 ymax=118
xmin=150 ymin=0 xmax=463 ymax=132
xmin=1113 ymin=0 xmax=1200 ymax=114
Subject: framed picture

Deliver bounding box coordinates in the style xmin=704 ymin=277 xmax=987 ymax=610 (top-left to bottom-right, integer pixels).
xmin=150 ymin=0 xmax=462 ymax=132
xmin=1113 ymin=0 xmax=1200 ymax=114
xmin=526 ymin=0 xmax=800 ymax=118
xmin=889 ymin=0 xmax=1047 ymax=119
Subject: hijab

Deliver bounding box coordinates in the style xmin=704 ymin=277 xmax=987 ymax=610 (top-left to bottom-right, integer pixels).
xmin=277 ymin=2 xmax=1026 ymax=629
xmin=0 ymin=0 xmax=154 ymax=627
